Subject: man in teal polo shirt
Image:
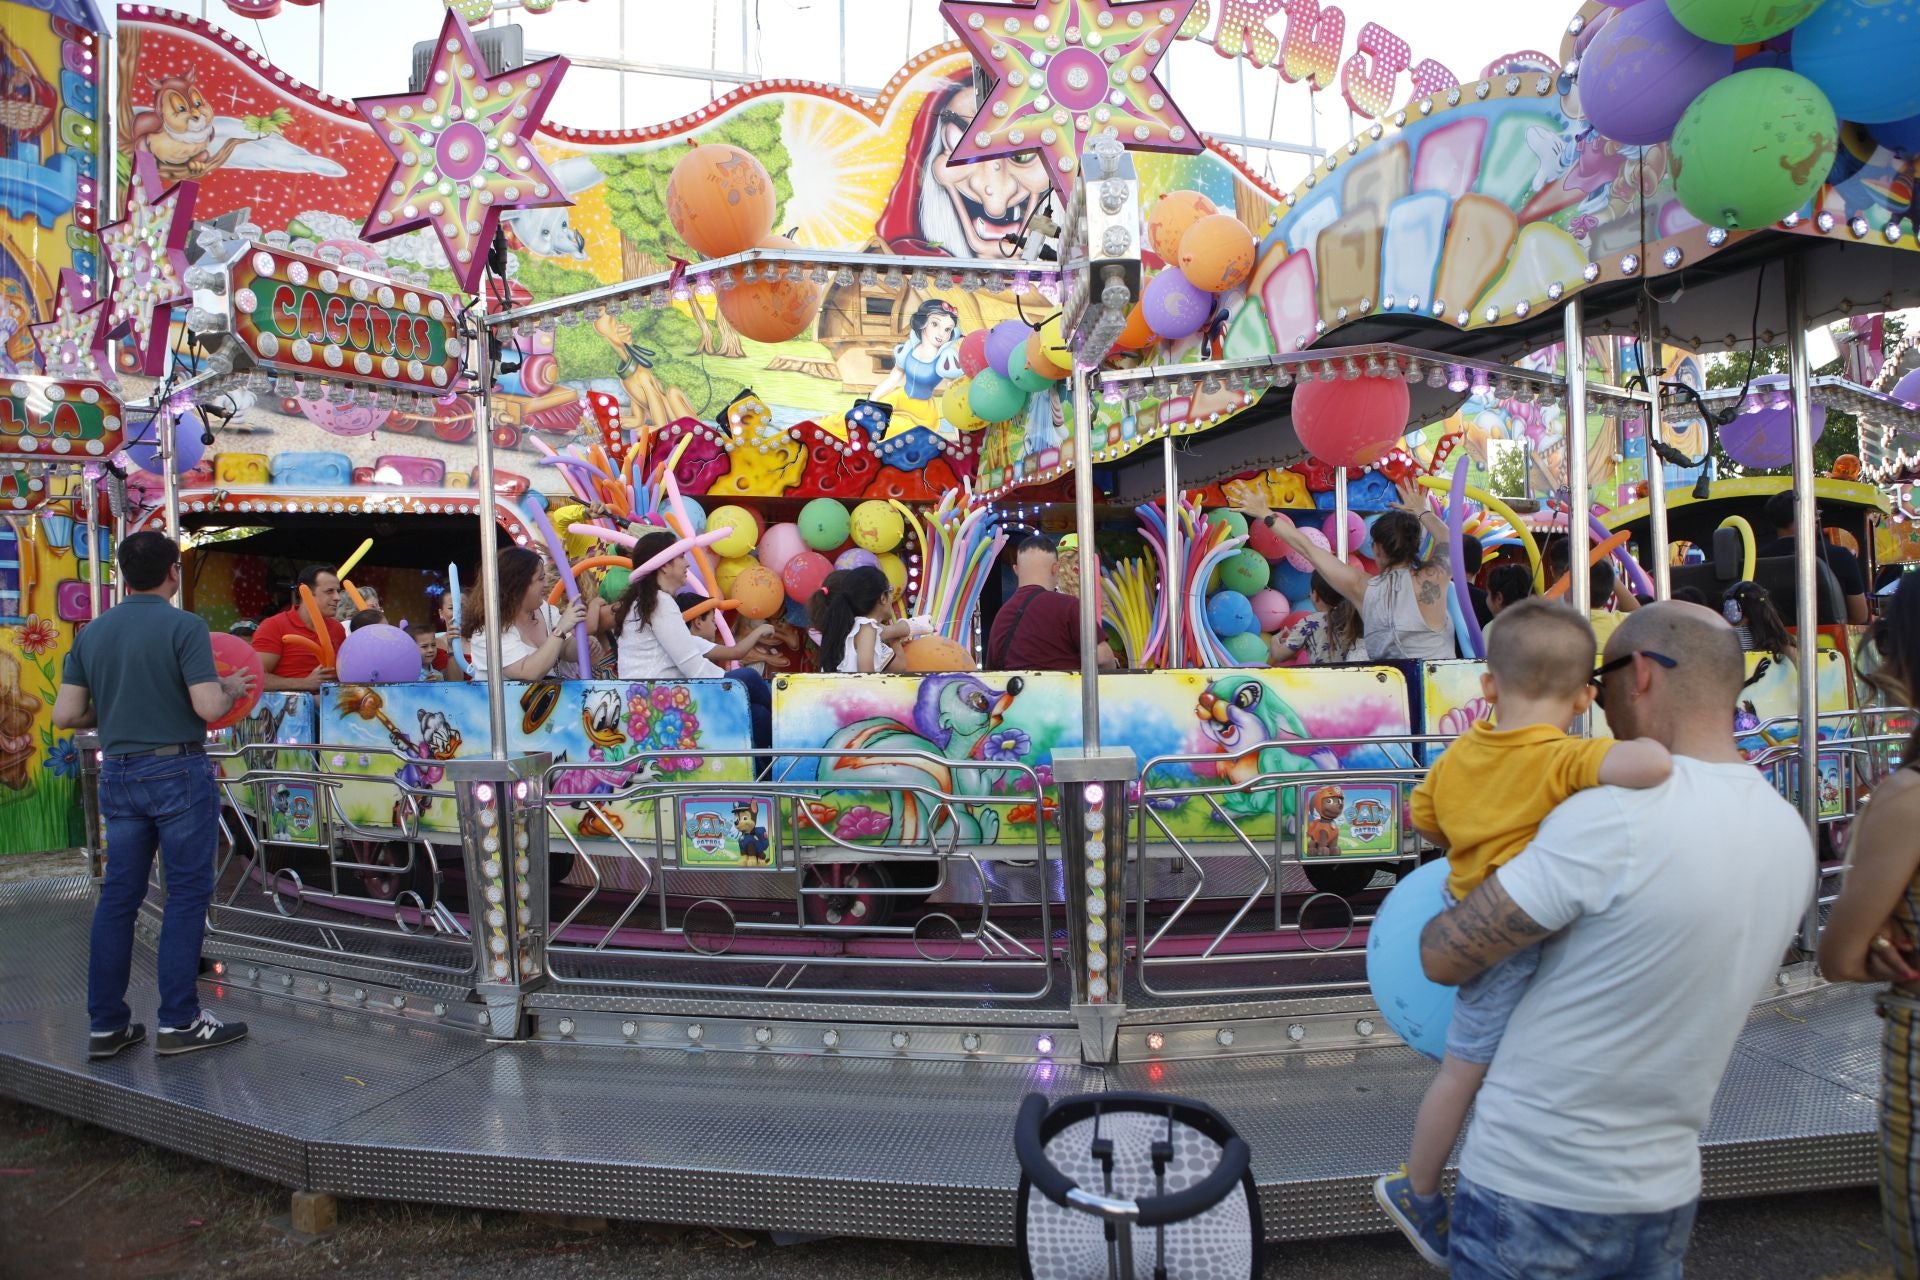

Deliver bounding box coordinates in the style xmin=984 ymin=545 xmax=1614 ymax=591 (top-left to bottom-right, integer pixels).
xmin=54 ymin=531 xmax=254 ymax=1058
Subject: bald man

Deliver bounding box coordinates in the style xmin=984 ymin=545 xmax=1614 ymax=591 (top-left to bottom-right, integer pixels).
xmin=1418 ymin=603 xmax=1812 ymax=1279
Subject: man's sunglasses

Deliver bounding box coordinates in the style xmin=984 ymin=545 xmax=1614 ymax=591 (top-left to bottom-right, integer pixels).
xmin=1591 ymin=649 xmax=1677 ymax=696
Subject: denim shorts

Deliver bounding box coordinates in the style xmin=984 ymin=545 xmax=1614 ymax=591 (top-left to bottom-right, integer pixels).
xmin=1443 ymin=884 xmax=1542 ymax=1064
xmin=1451 ymin=1175 xmax=1697 ymax=1280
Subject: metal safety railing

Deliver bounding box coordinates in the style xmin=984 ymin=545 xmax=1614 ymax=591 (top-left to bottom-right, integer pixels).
xmin=199 ymin=741 xmax=474 ymax=979
xmin=1132 ymin=734 xmax=1435 ymax=1002
xmin=538 ymin=747 xmax=1060 ymax=1003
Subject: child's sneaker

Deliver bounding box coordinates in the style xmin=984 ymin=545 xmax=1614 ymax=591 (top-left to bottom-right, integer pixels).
xmin=1374 ymin=1164 xmax=1450 ymax=1269
xmin=155 ymin=1010 xmax=247 ymax=1056
xmin=87 ymin=1023 xmax=144 ymax=1060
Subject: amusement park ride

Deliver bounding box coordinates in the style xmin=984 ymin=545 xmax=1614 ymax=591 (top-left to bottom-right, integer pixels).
xmin=2 ymin=0 xmax=1920 ymax=1252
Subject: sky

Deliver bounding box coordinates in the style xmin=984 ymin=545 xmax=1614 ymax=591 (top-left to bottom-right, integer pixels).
xmin=150 ymin=0 xmax=1573 ymax=190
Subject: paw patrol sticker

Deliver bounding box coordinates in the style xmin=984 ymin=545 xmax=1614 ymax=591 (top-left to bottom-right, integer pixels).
xmin=678 ymin=796 xmax=775 ymax=868
xmin=1296 ymin=781 xmax=1399 ymax=858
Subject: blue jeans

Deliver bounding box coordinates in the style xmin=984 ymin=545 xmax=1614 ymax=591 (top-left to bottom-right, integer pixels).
xmin=728 ymin=669 xmax=773 ymax=777
xmin=1450 ymin=1176 xmax=1697 ymax=1280
xmin=88 ymin=752 xmax=221 ymax=1033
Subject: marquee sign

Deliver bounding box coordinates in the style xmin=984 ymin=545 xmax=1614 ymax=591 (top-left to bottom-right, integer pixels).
xmin=226 ymin=246 xmax=459 ymax=395
xmin=0 ymin=377 xmax=125 ymax=461
xmin=1174 ymin=0 xmax=1462 ymax=120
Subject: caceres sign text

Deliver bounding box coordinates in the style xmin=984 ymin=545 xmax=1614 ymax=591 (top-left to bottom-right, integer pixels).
xmin=228 ymin=245 xmax=459 ymax=396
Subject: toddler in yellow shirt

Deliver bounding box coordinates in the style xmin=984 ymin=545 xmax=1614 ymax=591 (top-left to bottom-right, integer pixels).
xmin=1376 ymin=597 xmax=1672 ymax=1266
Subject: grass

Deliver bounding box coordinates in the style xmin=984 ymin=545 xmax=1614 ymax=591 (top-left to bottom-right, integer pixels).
xmin=0 ymin=774 xmax=82 ymax=855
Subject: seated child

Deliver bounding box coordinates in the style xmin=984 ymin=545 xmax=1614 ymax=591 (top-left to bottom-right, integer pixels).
xmin=415 ymin=625 xmax=441 ymax=681
xmin=1374 ymin=598 xmax=1673 ymax=1266
xmin=348 ymin=607 xmax=385 ymax=633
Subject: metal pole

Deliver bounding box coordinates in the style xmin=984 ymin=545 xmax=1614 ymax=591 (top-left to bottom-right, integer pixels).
xmin=1071 ymin=367 xmax=1101 ymax=750
xmin=1642 ymin=297 xmax=1672 ymax=599
xmin=1334 ymin=466 xmax=1351 ymax=559
xmin=473 ymin=287 xmax=509 ymax=761
xmin=85 ymin=478 xmax=101 ymax=620
xmin=159 ymin=406 xmax=182 ymax=604
xmin=1564 ymin=298 xmax=1591 ymax=618
xmin=1164 ymin=434 xmax=1182 ymax=669
xmin=1785 ymin=259 xmax=1822 ymax=948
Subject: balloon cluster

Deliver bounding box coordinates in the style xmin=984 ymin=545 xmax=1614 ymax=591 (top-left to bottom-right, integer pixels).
xmin=1192 ymin=502 xmax=1382 ymax=668
xmin=949 ymin=314 xmax=1072 ymax=428
xmin=1115 ymin=191 xmax=1255 ymax=349
xmin=717 ymin=497 xmax=911 ymax=623
xmin=1579 ymin=0 xmax=1920 ymax=230
xmin=666 ymin=144 xmax=822 ymax=343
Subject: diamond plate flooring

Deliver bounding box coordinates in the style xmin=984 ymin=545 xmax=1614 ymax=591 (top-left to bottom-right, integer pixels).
xmin=0 ymin=875 xmax=1882 ymax=1246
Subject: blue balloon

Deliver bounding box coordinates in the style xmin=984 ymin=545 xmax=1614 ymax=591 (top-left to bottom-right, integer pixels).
xmin=783 ymin=598 xmax=810 ymax=627
xmin=1793 ymin=0 xmax=1920 ymax=126
xmin=677 ymin=495 xmax=707 ymax=535
xmin=1365 ymin=858 xmax=1457 ymax=1061
xmin=1875 ymin=112 xmax=1920 ymax=154
xmin=1206 ymin=589 xmax=1256 ymax=638
xmin=1270 ymin=559 xmax=1313 ymax=600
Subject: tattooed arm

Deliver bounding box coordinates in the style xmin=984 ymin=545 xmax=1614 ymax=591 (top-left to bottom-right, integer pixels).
xmin=1420 ymin=871 xmax=1553 ymax=986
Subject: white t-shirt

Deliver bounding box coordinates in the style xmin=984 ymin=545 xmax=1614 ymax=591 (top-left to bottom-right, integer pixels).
xmin=1459 ymin=757 xmax=1813 ymax=1214
xmin=470 ymin=604 xmax=574 ymax=679
xmin=617 ymin=595 xmax=721 ymax=680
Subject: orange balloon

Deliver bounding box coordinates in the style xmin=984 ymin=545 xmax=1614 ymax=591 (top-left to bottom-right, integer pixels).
xmin=902 ymin=636 xmax=978 ymax=672
xmin=666 ymin=143 xmax=777 ymax=259
xmin=716 ymin=234 xmax=823 ymax=344
xmin=1025 ymin=332 xmax=1071 ymax=379
xmin=1832 ymin=453 xmax=1862 ymax=481
xmin=1148 ymin=190 xmax=1219 ymax=263
xmin=732 ymin=563 xmax=785 ymax=620
xmin=1178 ymin=213 xmax=1256 ymax=292
xmin=1115 ymin=301 xmax=1155 ymax=350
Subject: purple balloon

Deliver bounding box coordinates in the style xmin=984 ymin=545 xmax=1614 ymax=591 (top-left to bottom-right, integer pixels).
xmin=1720 ymin=375 xmax=1827 ymax=470
xmin=834 ymin=547 xmax=880 ymax=571
xmin=124 ymin=409 xmax=205 ymax=476
xmin=336 ymin=623 xmax=424 ymax=683
xmin=985 ymin=320 xmax=1034 ymax=379
xmin=1142 ymin=269 xmax=1214 ymax=340
xmin=1581 ymin=1 xmax=1734 ymax=146
xmin=1895 ymin=368 xmax=1920 ymax=404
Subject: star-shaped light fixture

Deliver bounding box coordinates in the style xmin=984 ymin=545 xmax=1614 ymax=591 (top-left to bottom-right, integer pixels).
xmin=939 ymin=0 xmax=1202 ymax=198
xmin=100 ymin=152 xmax=195 ymax=378
xmin=31 ymin=268 xmax=116 ymax=388
xmin=355 ymin=8 xmax=571 ymax=295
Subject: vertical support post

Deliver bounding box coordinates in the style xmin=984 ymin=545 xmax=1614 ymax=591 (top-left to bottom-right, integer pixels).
xmin=1071 ymin=367 xmax=1101 ymax=750
xmin=1052 ymin=748 xmax=1134 ymax=1064
xmin=85 ymin=473 xmax=102 ymax=619
xmin=1786 ymin=260 xmax=1823 ymax=950
xmin=159 ymin=406 xmax=182 ymax=603
xmin=1163 ymin=435 xmax=1183 ymax=669
xmin=77 ymin=729 xmax=103 ymax=879
xmin=446 ymin=755 xmax=551 ymax=1037
xmin=1334 ymin=466 xmax=1351 ymax=559
xmin=472 ymin=288 xmax=509 ymax=760
xmin=1642 ymin=297 xmax=1672 ymax=599
xmin=1564 ymin=298 xmax=1591 ymax=617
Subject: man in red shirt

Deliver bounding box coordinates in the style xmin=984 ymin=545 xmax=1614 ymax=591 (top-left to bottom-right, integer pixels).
xmin=986 ymin=537 xmax=1118 ymax=672
xmin=253 ymin=565 xmax=345 ymax=691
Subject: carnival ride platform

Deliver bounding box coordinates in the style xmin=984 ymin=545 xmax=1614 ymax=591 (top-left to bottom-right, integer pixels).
xmin=0 ymin=872 xmax=1882 ymax=1246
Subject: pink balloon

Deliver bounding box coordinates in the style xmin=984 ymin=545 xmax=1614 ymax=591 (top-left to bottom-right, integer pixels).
xmin=782 ymin=550 xmax=833 ymax=602
xmin=1293 ymin=377 xmax=1410 ymax=468
xmin=1246 ymin=513 xmax=1293 ymax=560
xmin=632 ymin=527 xmax=733 ymax=576
xmin=958 ymin=328 xmax=991 ymax=378
xmin=758 ymin=522 xmax=807 ymax=576
xmin=1286 ymin=526 xmax=1329 ymax=573
xmin=1322 ymin=511 xmax=1368 ymax=553
xmin=1250 ymin=588 xmax=1292 ymax=632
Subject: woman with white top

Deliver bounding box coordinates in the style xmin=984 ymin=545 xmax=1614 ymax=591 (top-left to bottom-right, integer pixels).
xmin=611 ymin=530 xmax=776 ymax=757
xmin=461 ymin=546 xmax=589 ymax=681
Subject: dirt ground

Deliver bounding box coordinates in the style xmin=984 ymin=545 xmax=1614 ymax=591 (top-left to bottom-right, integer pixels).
xmin=0 ymin=851 xmax=1900 ymax=1279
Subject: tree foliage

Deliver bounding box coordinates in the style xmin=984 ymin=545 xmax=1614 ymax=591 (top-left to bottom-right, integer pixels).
xmin=1697 ymin=315 xmax=1905 ymax=477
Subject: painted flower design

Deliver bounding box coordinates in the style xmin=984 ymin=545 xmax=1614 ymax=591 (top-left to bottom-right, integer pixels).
xmin=46 ymin=736 xmax=76 ymax=778
xmin=652 ymin=710 xmax=686 ymax=747
xmin=651 ymin=686 xmax=675 ymax=710
xmin=1568 ymin=213 xmax=1599 ymax=241
xmin=980 ymin=727 xmax=1030 ymax=762
xmin=670 ymin=687 xmax=691 ymax=710
xmin=14 ymin=614 xmax=56 ymax=656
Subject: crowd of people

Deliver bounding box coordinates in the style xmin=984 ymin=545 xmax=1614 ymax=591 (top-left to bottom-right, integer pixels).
xmin=48 ymin=480 xmax=1920 ymax=1279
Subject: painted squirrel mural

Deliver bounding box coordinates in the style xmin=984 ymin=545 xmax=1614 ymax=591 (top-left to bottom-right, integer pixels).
xmin=1192 ymin=674 xmax=1321 ymax=822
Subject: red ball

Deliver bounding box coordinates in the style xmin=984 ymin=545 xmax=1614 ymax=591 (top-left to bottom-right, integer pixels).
xmin=1293 ymin=377 xmax=1411 ymax=468
xmin=781 ymin=550 xmax=833 ymax=603
xmin=1246 ymin=512 xmax=1293 ymax=560
xmin=957 ymin=328 xmax=991 ymax=378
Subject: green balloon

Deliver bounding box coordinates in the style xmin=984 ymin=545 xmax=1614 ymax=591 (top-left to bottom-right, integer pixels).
xmin=969 ymin=369 xmax=1029 ymax=423
xmin=1207 ymin=508 xmax=1250 ymax=540
xmin=1007 ymin=342 xmax=1053 ymax=394
xmin=798 ymin=498 xmax=850 ymax=552
xmin=1671 ymin=68 xmax=1837 ymax=230
xmin=1666 ymin=0 xmax=1824 ymax=45
xmin=597 ymin=567 xmax=631 ymax=604
xmin=1217 ymin=547 xmax=1271 ymax=596
xmin=1223 ymin=630 xmax=1271 ymax=666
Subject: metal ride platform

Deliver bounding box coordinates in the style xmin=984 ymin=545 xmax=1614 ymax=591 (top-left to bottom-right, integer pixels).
xmin=0 ymin=871 xmax=1879 ymax=1246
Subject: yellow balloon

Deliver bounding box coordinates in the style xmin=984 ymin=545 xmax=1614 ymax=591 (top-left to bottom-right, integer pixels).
xmin=707 ymin=504 xmax=761 ymax=559
xmin=876 ymin=551 xmax=908 ymax=592
xmin=850 ymin=499 xmax=905 ymax=553
xmin=714 ymin=554 xmax=756 ymax=595
xmin=941 ymin=378 xmax=986 ymax=432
